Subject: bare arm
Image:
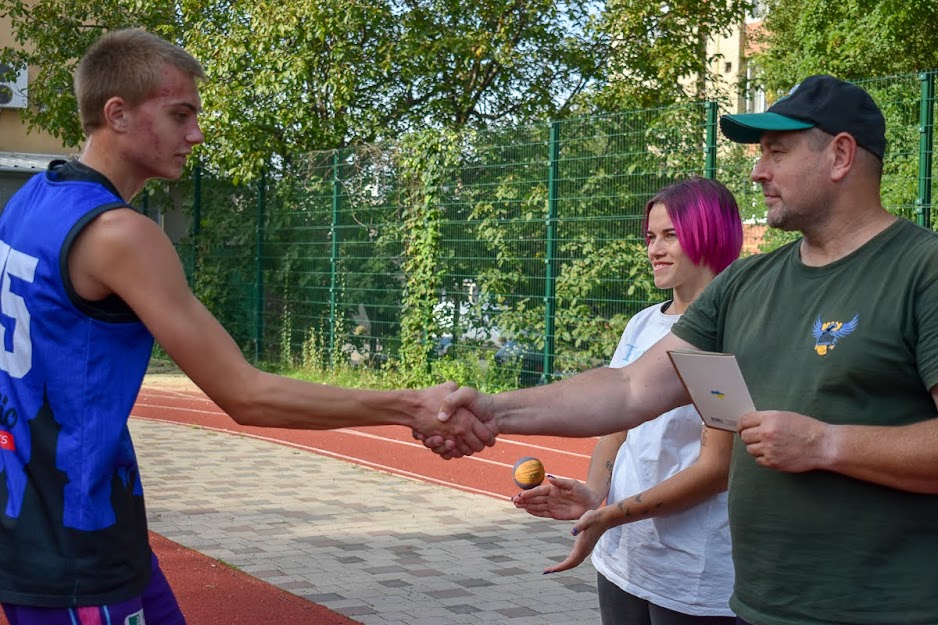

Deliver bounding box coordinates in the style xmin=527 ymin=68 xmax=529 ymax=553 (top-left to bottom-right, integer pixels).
xmin=738 ymin=386 xmax=938 ymax=493
xmin=438 ymin=332 xmax=694 ymax=443
xmin=545 ymin=425 xmax=734 ymax=574
xmin=68 ymin=209 xmax=493 ymax=449
xmin=594 ymin=425 xmax=732 ymax=524
xmin=584 ymin=431 xmax=627 ymax=498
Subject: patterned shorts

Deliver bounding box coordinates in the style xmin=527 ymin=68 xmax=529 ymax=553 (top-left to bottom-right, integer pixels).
xmin=1 ymin=553 xmax=184 ymax=625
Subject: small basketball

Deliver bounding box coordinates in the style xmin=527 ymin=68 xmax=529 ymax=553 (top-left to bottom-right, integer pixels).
xmin=512 ymin=456 xmax=545 ymax=490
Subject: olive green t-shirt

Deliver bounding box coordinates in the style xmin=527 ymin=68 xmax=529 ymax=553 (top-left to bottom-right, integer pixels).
xmin=673 ymin=218 xmax=938 ymax=625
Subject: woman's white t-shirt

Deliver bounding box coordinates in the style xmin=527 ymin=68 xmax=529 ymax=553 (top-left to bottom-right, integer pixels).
xmin=590 ymin=301 xmax=734 ymax=616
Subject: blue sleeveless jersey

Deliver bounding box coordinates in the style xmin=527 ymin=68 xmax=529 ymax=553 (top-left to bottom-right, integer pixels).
xmin=0 ymin=161 xmax=154 ymax=606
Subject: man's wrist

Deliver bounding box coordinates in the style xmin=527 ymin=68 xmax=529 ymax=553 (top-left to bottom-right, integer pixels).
xmin=387 ymin=388 xmax=425 ymax=430
xmin=817 ymin=422 xmax=841 ymax=472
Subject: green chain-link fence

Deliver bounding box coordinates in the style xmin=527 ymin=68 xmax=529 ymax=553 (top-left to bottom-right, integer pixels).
xmin=158 ymin=71 xmax=935 ymax=389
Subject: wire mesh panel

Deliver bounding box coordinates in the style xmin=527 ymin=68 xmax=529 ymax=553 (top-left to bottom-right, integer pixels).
xmin=171 ymin=71 xmax=935 ymax=387
xmin=431 ymin=103 xmax=712 ymax=384
xmin=862 ymin=73 xmax=926 ymax=222
xmin=437 ymin=124 xmax=551 ymax=385
xmin=258 ymin=149 xmax=408 ymax=370
xmin=259 ymin=153 xmax=337 ymax=367
xmin=546 ymin=105 xmax=710 ymax=376
xmin=171 ymin=170 xmax=260 ymax=356
xmin=332 ymin=147 xmax=407 ymax=369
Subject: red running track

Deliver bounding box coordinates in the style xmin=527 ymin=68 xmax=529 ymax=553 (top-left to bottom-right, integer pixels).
xmin=131 ymin=380 xmax=598 ymax=499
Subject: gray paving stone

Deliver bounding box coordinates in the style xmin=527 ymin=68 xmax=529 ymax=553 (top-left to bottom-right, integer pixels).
xmin=132 ymin=418 xmax=600 ymax=624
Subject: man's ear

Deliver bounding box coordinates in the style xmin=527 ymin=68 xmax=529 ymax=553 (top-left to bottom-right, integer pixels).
xmin=829 ymin=133 xmax=857 ymax=183
xmin=102 ymin=96 xmax=128 ymax=132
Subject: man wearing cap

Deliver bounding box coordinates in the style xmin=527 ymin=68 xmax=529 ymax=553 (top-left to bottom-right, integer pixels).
xmin=429 ymin=74 xmax=938 ymax=624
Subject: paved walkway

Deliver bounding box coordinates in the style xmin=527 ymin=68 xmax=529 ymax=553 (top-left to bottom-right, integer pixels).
xmin=132 ymin=418 xmax=601 ymax=624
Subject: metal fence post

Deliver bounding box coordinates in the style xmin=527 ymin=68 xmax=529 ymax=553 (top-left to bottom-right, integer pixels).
xmin=254 ymin=168 xmax=266 ymax=362
xmin=917 ymin=71 xmax=935 ymax=229
xmin=329 ymin=150 xmax=341 ymax=369
xmin=542 ymin=121 xmax=560 ymax=384
xmin=705 ymin=101 xmax=718 ymax=179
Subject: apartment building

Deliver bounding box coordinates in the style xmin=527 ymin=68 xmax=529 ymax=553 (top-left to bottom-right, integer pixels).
xmin=0 ymin=12 xmax=76 ymax=207
xmin=694 ymin=2 xmax=768 ymax=115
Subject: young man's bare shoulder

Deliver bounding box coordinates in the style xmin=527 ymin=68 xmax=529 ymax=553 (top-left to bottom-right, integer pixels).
xmin=82 ymin=207 xmax=166 ymax=244
xmin=71 ymin=207 xmax=175 ymax=285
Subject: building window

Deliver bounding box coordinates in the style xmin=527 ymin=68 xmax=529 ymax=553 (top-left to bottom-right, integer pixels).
xmin=749 ymin=0 xmax=768 ymax=20
xmin=745 ymin=63 xmax=766 ymax=113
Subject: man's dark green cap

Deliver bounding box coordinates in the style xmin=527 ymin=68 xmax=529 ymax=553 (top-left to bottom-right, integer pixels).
xmin=720 ymin=74 xmax=886 ymax=160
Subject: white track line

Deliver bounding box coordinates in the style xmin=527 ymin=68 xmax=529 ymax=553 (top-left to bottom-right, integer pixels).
xmin=133 ymin=415 xmax=582 ymax=500
xmin=134 ymin=401 xmax=593 ymax=462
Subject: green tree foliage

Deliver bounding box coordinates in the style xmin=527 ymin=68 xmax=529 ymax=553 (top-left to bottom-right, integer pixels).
xmin=387 ymin=0 xmax=605 ymax=127
xmin=756 ymin=0 xmax=938 ymax=89
xmin=589 ymin=0 xmax=754 ymax=110
xmin=0 ymin=0 xmax=604 ymax=181
xmin=0 ymin=0 xmax=178 ymax=147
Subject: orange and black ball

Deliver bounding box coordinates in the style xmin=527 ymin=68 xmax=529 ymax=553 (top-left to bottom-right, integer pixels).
xmin=512 ymin=456 xmax=545 ymax=490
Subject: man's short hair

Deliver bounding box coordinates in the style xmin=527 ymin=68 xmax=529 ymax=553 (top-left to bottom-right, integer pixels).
xmin=806 ymin=128 xmax=884 ymax=180
xmin=75 ymin=29 xmax=205 ymax=133
xmin=643 ymin=177 xmax=743 ymax=274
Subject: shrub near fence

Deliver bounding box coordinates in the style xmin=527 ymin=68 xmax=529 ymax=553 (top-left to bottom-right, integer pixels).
xmin=158 ymin=71 xmax=935 ymax=390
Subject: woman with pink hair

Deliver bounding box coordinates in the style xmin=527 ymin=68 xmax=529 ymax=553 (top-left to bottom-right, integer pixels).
xmin=514 ymin=176 xmax=743 ymax=625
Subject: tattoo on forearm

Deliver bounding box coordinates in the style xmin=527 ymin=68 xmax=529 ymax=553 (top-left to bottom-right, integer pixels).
xmin=615 ymin=493 xmax=663 ymax=522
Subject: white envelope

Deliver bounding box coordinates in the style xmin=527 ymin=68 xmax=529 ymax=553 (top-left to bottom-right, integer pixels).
xmin=667 ymin=350 xmax=755 ymax=431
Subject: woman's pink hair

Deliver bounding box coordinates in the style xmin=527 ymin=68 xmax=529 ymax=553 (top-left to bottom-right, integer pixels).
xmin=643 ymin=177 xmax=742 ymax=274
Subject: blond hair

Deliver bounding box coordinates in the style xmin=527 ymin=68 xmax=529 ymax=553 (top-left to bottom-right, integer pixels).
xmin=74 ymin=29 xmax=205 ymax=133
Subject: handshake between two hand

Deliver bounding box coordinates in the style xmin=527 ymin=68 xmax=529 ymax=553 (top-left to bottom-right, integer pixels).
xmin=411 ymin=383 xmax=498 ymax=460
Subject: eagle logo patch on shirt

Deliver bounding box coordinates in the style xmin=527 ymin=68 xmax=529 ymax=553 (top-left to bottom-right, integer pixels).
xmin=812 ymin=314 xmax=860 ymax=356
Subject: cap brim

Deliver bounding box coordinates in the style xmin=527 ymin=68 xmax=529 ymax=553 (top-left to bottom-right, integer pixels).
xmin=720 ymin=112 xmax=815 ymax=144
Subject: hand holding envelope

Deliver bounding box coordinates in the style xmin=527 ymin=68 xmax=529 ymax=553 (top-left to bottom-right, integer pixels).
xmin=667 ymin=350 xmax=755 ymax=431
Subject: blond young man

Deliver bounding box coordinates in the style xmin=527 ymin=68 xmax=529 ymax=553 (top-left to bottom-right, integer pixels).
xmin=0 ymin=28 xmax=493 ymax=624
